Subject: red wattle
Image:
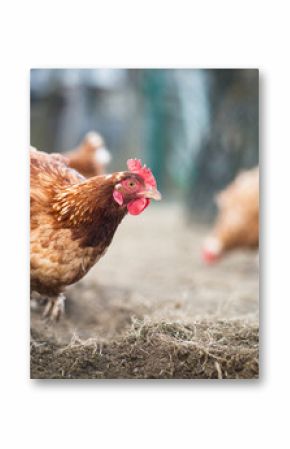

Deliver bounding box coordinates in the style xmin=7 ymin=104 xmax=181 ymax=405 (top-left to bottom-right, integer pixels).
xmin=127 ymin=198 xmax=150 ymax=215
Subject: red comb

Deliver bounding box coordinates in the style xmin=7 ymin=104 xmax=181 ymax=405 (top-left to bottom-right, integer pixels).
xmin=127 ymin=159 xmax=157 ymax=188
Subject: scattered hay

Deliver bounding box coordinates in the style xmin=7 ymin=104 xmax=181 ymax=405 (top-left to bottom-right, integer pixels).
xmin=31 ymin=319 xmax=259 ymax=379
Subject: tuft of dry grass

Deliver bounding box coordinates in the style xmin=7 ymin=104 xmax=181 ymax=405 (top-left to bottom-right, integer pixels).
xmin=31 ymin=319 xmax=259 ymax=379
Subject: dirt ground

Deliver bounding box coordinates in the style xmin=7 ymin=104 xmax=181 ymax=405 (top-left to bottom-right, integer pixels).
xmin=30 ymin=204 xmax=259 ymax=379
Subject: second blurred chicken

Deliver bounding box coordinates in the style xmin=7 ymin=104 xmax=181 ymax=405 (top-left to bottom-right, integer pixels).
xmin=65 ymin=131 xmax=111 ymax=178
xmin=202 ymin=167 xmax=259 ymax=263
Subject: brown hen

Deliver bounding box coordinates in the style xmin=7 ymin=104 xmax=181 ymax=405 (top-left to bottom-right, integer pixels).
xmin=30 ymin=148 xmax=161 ymax=319
xmin=202 ymin=167 xmax=259 ymax=263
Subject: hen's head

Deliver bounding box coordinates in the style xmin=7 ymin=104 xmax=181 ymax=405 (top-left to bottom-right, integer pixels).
xmin=112 ymin=159 xmax=161 ymax=215
xmin=202 ymin=236 xmax=223 ymax=264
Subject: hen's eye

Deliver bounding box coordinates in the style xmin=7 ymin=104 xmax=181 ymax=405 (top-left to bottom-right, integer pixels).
xmin=128 ymin=181 xmax=135 ymax=188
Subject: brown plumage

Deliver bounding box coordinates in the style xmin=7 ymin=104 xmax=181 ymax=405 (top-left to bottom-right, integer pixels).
xmin=202 ymin=167 xmax=259 ymax=263
xmin=65 ymin=131 xmax=111 ymax=178
xmin=30 ymin=147 xmax=161 ymax=319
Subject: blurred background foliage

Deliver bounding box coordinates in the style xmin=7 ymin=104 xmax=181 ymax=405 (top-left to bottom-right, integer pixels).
xmin=30 ymin=68 xmax=258 ymax=220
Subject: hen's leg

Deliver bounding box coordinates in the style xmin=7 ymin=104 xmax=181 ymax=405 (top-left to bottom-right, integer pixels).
xmin=42 ymin=293 xmax=66 ymax=321
xmin=30 ymin=291 xmax=46 ymax=311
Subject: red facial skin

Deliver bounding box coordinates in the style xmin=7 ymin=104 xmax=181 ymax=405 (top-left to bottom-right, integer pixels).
xmin=112 ymin=159 xmax=161 ymax=215
xmin=113 ymin=177 xmax=150 ymax=215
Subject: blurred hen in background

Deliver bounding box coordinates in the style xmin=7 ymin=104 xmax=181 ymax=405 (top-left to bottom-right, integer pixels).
xmin=65 ymin=131 xmax=111 ymax=178
xmin=202 ymin=167 xmax=259 ymax=263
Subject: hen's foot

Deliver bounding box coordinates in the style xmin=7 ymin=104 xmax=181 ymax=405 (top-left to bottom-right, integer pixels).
xmin=42 ymin=294 xmax=66 ymax=321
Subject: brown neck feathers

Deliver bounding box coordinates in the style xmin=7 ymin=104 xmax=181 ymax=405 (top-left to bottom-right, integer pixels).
xmin=52 ymin=175 xmax=127 ymax=248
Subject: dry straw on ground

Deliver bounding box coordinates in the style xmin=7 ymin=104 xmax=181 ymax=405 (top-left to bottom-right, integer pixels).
xmin=31 ymin=319 xmax=259 ymax=379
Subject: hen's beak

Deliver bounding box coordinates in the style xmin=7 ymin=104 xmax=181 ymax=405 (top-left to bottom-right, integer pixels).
xmin=139 ymin=187 xmax=162 ymax=201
